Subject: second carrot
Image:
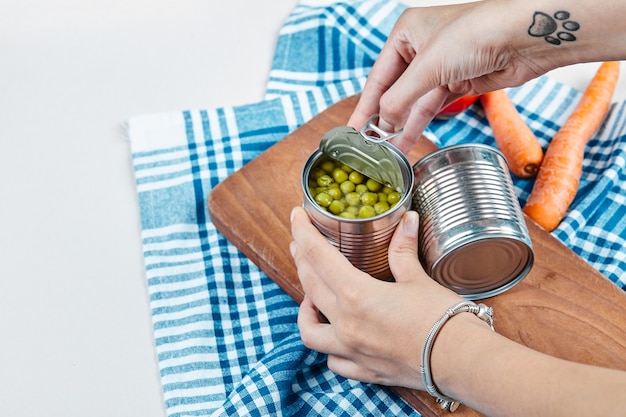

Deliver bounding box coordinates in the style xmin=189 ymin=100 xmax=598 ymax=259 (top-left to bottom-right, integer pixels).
xmin=480 ymin=90 xmax=544 ymax=178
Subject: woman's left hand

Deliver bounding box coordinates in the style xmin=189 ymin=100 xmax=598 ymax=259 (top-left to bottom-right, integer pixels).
xmin=289 ymin=207 xmax=462 ymax=389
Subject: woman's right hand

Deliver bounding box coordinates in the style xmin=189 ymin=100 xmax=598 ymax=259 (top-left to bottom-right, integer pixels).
xmin=349 ymin=0 xmax=565 ymax=152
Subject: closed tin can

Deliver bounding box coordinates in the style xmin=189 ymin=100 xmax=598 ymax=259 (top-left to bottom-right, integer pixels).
xmin=302 ymin=145 xmax=414 ymax=281
xmin=412 ymin=144 xmax=533 ymax=299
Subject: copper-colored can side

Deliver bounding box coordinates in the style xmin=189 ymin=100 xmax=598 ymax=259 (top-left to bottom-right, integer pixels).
xmin=302 ymin=145 xmax=414 ymax=281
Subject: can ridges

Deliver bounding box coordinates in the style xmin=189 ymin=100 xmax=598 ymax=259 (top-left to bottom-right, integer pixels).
xmin=412 ymin=144 xmax=533 ymax=300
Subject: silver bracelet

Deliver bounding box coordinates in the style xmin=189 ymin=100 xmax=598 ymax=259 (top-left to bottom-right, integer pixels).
xmin=420 ymin=301 xmax=494 ymax=412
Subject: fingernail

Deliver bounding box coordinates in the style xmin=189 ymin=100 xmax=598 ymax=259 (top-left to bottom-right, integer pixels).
xmin=402 ymin=211 xmax=419 ymax=236
xmin=289 ymin=240 xmax=297 ymax=258
xmin=378 ymin=115 xmax=402 ymax=133
xmin=378 ymin=115 xmax=394 ymax=132
xmin=290 ymin=207 xmax=298 ymax=223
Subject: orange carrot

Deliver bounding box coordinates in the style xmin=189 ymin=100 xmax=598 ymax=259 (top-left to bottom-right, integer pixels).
xmin=480 ymin=90 xmax=544 ymax=178
xmin=523 ymin=61 xmax=621 ymax=231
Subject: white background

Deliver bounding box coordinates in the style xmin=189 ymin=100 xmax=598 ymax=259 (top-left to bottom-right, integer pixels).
xmin=1 ymin=1 xmax=624 ymax=416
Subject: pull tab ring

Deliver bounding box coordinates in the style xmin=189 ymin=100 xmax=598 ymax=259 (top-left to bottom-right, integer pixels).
xmin=359 ymin=114 xmax=403 ymax=143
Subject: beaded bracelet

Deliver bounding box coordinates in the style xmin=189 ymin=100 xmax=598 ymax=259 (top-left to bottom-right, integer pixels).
xmin=420 ymin=301 xmax=494 ymax=412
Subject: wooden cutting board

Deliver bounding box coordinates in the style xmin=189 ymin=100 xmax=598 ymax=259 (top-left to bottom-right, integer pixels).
xmin=208 ymin=95 xmax=626 ymax=417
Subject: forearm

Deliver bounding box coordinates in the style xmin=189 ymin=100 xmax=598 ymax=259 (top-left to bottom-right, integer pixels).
xmin=431 ymin=313 xmax=626 ymax=416
xmin=291 ymin=206 xmax=626 ymax=415
xmin=351 ymin=0 xmax=626 ymax=139
xmin=486 ymin=0 xmax=626 ymax=71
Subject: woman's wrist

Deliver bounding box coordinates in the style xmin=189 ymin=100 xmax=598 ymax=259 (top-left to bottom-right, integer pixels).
xmin=428 ymin=310 xmax=495 ymax=398
xmin=491 ymin=0 xmax=626 ymax=70
xmin=420 ymin=302 xmax=494 ymax=410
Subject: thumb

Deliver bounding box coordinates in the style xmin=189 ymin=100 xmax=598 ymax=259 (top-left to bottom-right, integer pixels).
xmin=388 ymin=211 xmax=428 ymax=282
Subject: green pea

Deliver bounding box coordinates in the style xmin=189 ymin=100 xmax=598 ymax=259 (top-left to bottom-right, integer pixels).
xmin=327 ymin=187 xmax=342 ymax=200
xmin=382 ymin=186 xmax=394 ymax=194
xmin=312 ymin=168 xmax=326 ymax=180
xmin=339 ymin=211 xmax=357 ymax=219
xmin=387 ymin=191 xmax=402 ymax=205
xmin=358 ymin=205 xmax=376 ymax=218
xmin=345 ymin=192 xmax=361 ymax=206
xmin=360 ymin=192 xmax=378 ymax=206
xmin=366 ymin=178 xmax=383 ymax=192
xmin=340 ymin=180 xmax=355 ymax=194
xmin=328 ymin=200 xmax=345 ymax=215
xmin=317 ymin=174 xmax=334 ymax=187
xmin=320 ymin=160 xmax=335 ymax=173
xmin=377 ymin=192 xmax=388 ymax=203
xmin=374 ymin=201 xmax=390 ymax=214
xmin=332 ymin=168 xmax=349 ymax=183
xmin=355 ymin=184 xmax=368 ymax=194
xmin=348 ymin=171 xmax=365 ymax=184
xmin=341 ymin=164 xmax=354 ymax=173
xmin=315 ymin=192 xmax=333 ymax=208
xmin=345 ymin=206 xmax=359 ymax=215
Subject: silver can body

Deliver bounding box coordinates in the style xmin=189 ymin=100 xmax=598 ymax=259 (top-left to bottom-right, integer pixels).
xmin=412 ymin=144 xmax=533 ymax=299
xmin=301 ymin=146 xmax=415 ymax=281
xmin=302 ymin=142 xmax=533 ymax=298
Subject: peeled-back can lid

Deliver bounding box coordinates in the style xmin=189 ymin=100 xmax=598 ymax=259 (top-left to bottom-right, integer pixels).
xmin=319 ymin=116 xmax=405 ymax=192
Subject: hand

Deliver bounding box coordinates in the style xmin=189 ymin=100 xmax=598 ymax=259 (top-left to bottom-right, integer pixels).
xmin=348 ymin=2 xmax=550 ymax=153
xmin=289 ymin=208 xmax=626 ymax=415
xmin=289 ymin=207 xmax=463 ymax=389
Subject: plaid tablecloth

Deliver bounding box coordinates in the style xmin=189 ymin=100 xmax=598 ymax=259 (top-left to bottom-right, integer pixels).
xmin=127 ymin=1 xmax=626 ymax=416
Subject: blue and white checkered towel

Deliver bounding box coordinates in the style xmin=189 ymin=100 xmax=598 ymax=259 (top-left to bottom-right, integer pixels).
xmin=127 ymin=1 xmax=626 ymax=416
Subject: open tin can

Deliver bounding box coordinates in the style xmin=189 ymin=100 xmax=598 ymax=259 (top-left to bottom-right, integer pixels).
xmin=302 ymin=144 xmax=414 ymax=281
xmin=301 ymin=119 xmax=533 ymax=299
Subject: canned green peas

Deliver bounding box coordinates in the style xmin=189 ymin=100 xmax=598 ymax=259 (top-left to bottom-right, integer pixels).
xmin=307 ymin=155 xmax=402 ymax=219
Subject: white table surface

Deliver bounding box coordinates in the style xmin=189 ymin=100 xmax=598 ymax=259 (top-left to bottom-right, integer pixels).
xmin=1 ymin=1 xmax=624 ymax=416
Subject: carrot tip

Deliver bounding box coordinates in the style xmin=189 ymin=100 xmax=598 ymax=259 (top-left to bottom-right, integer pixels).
xmin=523 ymin=164 xmax=539 ymax=177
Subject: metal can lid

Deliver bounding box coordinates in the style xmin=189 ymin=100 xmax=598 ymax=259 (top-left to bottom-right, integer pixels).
xmin=319 ymin=119 xmax=405 ymax=192
xmin=430 ymin=236 xmax=533 ymax=300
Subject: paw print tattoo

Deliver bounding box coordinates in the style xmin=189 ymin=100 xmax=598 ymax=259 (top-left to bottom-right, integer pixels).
xmin=528 ymin=10 xmax=580 ymax=45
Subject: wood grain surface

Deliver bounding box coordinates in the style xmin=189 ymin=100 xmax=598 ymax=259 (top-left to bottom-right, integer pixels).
xmin=208 ymin=95 xmax=626 ymax=416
